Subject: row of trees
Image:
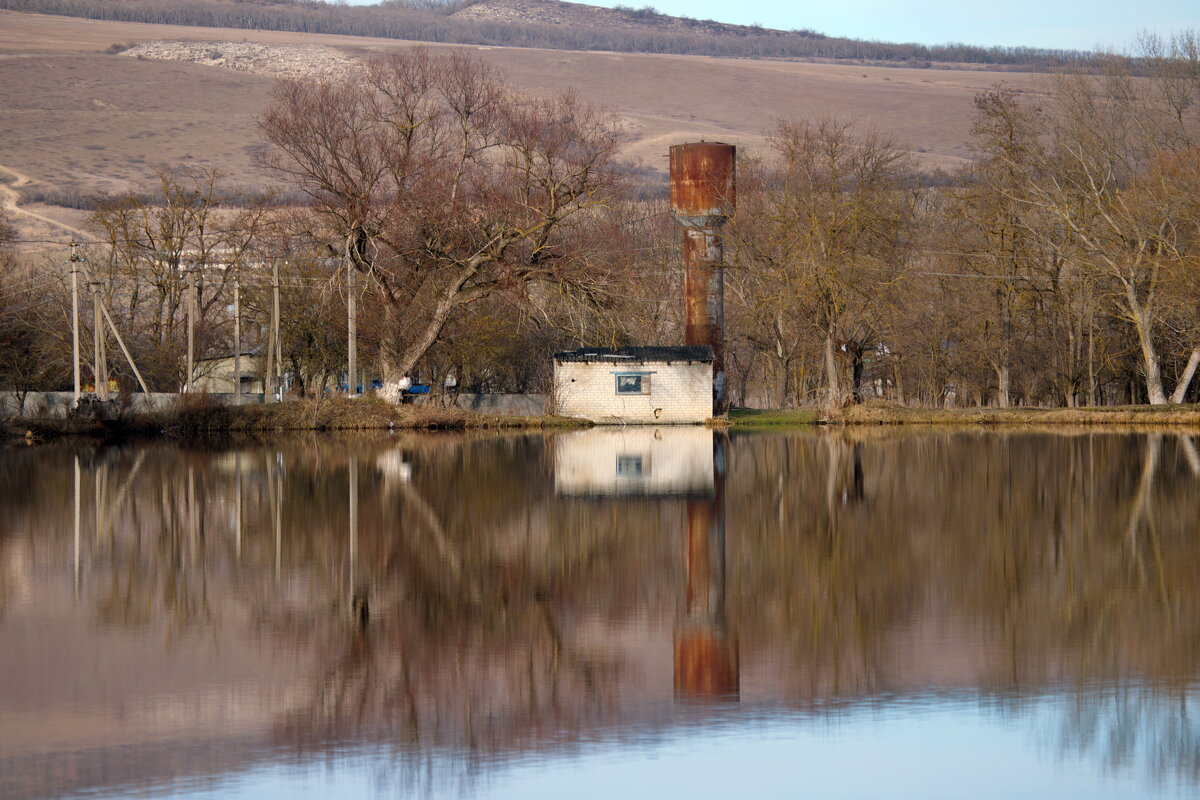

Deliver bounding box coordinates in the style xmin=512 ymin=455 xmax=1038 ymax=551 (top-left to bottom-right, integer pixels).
xmin=0 ymin=0 xmax=1098 ymax=68
xmin=727 ymin=34 xmax=1200 ymax=407
xmin=2 ymin=40 xmax=1199 ymax=407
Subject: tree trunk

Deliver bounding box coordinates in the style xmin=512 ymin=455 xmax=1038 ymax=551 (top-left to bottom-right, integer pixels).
xmin=995 ymin=362 xmax=1011 ymax=408
xmin=1170 ymin=348 xmax=1200 ymax=404
xmin=1126 ymin=286 xmax=1168 ymax=405
xmin=823 ymin=330 xmax=840 ymax=408
xmin=997 ymin=284 xmax=1012 ymax=408
xmin=850 ymin=346 xmax=864 ymax=404
xmin=1087 ymin=314 xmax=1097 ymax=406
xmin=378 ymin=261 xmax=485 ymax=403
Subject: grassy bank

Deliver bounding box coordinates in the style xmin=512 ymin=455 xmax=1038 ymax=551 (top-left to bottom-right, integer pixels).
xmin=730 ymin=402 xmax=1200 ymax=428
xmin=7 ymin=396 xmax=587 ymax=441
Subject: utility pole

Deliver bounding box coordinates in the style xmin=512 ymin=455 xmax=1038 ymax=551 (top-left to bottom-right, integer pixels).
xmin=98 ymin=301 xmax=150 ymax=394
xmin=273 ymin=260 xmax=282 ymax=397
xmin=73 ymin=453 xmax=81 ymax=595
xmin=233 ymin=268 xmax=242 ymax=401
xmin=347 ymin=261 xmax=357 ymax=396
xmin=91 ymin=274 xmax=109 ymax=401
xmin=69 ymin=243 xmax=81 ymax=406
xmin=265 ymin=260 xmax=281 ymax=402
xmin=264 ymin=264 xmax=275 ymax=401
xmin=186 ymin=264 xmax=196 ymax=393
xmin=349 ymin=457 xmax=358 ymax=604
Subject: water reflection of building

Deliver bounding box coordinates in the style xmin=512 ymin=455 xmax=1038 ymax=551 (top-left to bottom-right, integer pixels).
xmin=554 ymin=427 xmax=715 ymax=498
xmin=554 ymin=427 xmax=737 ymax=700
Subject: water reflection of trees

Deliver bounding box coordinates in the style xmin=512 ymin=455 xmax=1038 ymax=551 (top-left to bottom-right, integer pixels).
xmin=730 ymin=430 xmax=1200 ymax=781
xmin=730 ymin=431 xmax=1200 ymax=688
xmin=2 ymin=430 xmax=1200 ymax=788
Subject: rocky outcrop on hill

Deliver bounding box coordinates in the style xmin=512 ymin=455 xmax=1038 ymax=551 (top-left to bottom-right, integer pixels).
xmin=450 ymin=0 xmax=804 ymax=38
xmin=120 ymin=41 xmax=355 ymax=80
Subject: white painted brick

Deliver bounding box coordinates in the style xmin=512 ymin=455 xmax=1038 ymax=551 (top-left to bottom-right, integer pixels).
xmin=553 ymin=359 xmax=714 ymax=424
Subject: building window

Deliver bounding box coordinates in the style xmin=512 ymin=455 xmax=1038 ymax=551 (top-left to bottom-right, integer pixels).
xmin=615 ymin=373 xmax=650 ymax=395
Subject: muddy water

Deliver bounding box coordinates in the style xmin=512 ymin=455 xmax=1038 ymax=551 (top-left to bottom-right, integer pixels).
xmin=1 ymin=428 xmax=1199 ymax=799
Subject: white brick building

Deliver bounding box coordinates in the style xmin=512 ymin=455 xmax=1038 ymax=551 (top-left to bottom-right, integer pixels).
xmin=552 ymin=346 xmax=714 ymax=424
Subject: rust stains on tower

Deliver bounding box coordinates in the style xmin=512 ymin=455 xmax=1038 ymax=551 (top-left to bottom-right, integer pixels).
xmin=670 ymin=142 xmax=735 ymax=415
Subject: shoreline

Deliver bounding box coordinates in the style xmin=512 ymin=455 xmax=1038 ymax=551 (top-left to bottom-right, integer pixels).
xmin=729 ymin=403 xmax=1200 ymax=428
xmin=5 ymin=397 xmax=587 ymax=442
xmin=9 ymin=398 xmax=1200 ymax=443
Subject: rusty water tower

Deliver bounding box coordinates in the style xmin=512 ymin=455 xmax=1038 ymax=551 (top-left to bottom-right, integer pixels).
xmin=669 ymin=142 xmax=735 ymax=415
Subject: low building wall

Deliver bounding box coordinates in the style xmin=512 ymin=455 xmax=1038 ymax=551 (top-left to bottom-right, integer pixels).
xmin=553 ymin=360 xmax=713 ymax=424
xmin=413 ymin=393 xmax=546 ymax=416
xmin=1 ymin=391 xmax=264 ymax=419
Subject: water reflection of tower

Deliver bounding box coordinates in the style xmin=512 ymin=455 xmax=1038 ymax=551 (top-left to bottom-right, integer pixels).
xmin=675 ymin=432 xmax=736 ymax=701
xmin=553 ymin=427 xmax=737 ymax=701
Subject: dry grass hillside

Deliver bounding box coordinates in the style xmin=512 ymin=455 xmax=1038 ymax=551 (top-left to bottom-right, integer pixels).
xmin=0 ymin=9 xmax=1050 ymax=247
xmin=449 ymin=0 xmax=805 ymax=37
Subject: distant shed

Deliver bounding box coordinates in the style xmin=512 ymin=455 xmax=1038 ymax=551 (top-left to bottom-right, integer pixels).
xmin=191 ymin=350 xmax=264 ymax=395
xmin=552 ymin=346 xmax=714 ymax=424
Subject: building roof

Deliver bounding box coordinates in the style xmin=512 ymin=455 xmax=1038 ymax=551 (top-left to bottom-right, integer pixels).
xmin=195 ymin=348 xmax=261 ymax=363
xmin=553 ymin=345 xmax=713 ymax=364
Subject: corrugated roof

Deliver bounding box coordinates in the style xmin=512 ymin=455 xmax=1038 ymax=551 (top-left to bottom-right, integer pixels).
xmin=553 ymin=345 xmax=713 ymax=363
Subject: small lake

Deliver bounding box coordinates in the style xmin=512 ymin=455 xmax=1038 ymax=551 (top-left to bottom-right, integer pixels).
xmin=2 ymin=428 xmax=1199 ymax=799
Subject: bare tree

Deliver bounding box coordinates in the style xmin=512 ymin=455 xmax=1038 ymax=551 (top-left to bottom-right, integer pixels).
xmin=730 ymin=119 xmax=915 ymax=408
xmin=1000 ymin=39 xmax=1200 ymax=405
xmin=88 ymin=168 xmax=270 ymax=390
xmin=258 ymin=49 xmax=623 ymax=401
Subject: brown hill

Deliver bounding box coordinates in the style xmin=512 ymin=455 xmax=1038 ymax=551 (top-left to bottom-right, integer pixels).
xmin=0 ymin=10 xmax=1050 ymax=247
xmin=450 ymin=0 xmax=809 ymax=38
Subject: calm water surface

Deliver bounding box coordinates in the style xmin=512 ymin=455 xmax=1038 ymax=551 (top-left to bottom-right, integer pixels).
xmin=2 ymin=428 xmax=1199 ymax=799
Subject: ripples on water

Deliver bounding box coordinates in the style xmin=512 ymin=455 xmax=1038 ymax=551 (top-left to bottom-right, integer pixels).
xmin=1 ymin=428 xmax=1199 ymax=799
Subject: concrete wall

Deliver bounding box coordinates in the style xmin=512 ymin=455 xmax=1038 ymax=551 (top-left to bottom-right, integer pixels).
xmin=450 ymin=393 xmax=546 ymax=416
xmin=553 ymin=360 xmax=713 ymax=424
xmin=553 ymin=427 xmax=715 ymax=497
xmin=412 ymin=393 xmax=546 ymax=416
xmin=1 ymin=391 xmax=263 ymax=419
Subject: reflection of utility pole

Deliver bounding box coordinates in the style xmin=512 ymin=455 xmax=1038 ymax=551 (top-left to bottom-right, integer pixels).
xmin=274 ymin=452 xmax=283 ymax=578
xmin=235 ymin=454 xmax=243 ymax=561
xmin=349 ymin=458 xmax=358 ymax=586
xmin=69 ymin=243 xmax=81 ymax=406
xmin=187 ymin=466 xmax=197 ymax=561
xmin=675 ymin=432 xmax=737 ymax=700
xmin=94 ymin=461 xmax=109 ymax=547
xmin=73 ymin=454 xmax=81 ymax=595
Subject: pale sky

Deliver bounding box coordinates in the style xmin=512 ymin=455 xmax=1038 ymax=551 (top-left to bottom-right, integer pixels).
xmin=349 ymin=0 xmax=1197 ymax=52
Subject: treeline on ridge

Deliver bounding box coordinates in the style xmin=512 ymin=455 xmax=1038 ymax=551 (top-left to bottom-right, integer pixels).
xmin=0 ymin=0 xmax=1095 ymax=68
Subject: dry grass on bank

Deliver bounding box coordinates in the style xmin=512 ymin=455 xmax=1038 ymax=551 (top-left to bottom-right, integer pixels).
xmin=7 ymin=396 xmax=585 ymax=441
xmin=731 ymin=401 xmax=1200 ymax=428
